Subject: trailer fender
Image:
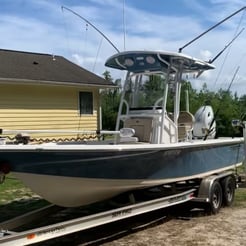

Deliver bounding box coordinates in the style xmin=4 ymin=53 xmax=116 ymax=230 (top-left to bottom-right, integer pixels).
xmin=195 ymin=171 xmax=234 ymax=203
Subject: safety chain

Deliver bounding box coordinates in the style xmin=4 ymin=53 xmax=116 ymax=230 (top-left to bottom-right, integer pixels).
xmin=2 ymin=134 xmax=101 ymax=144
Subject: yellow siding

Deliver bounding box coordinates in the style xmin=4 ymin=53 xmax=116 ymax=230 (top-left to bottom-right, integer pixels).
xmin=0 ymin=84 xmax=99 ymax=141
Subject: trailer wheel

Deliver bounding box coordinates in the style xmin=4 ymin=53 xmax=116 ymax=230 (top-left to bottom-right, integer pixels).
xmin=207 ymin=181 xmax=222 ymax=214
xmin=222 ymin=176 xmax=235 ymax=207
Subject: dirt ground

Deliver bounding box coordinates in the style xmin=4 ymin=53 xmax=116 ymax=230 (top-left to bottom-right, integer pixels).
xmin=2 ymin=187 xmax=246 ymax=246
xmin=33 ymin=187 xmax=246 ymax=246
xmin=104 ymin=201 xmax=246 ymax=246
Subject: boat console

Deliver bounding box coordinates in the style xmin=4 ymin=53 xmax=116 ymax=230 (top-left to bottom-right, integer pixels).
xmin=105 ymin=51 xmax=215 ymax=144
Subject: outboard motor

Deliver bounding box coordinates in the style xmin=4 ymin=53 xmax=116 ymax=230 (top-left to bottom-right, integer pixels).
xmin=193 ymin=106 xmax=216 ymax=139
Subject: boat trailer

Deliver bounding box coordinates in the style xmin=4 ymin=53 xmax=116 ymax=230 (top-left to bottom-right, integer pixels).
xmin=0 ymin=170 xmax=242 ymax=245
xmin=0 ymin=188 xmax=194 ymax=245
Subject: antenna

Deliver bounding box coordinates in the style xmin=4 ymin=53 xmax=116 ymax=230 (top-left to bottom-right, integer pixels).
xmin=179 ymin=6 xmax=246 ymax=53
xmin=123 ymin=0 xmax=126 ymax=51
xmin=61 ymin=6 xmax=120 ymax=53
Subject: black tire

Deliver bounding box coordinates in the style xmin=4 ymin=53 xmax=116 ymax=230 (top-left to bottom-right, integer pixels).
xmin=222 ymin=176 xmax=236 ymax=207
xmin=207 ymin=180 xmax=223 ymax=214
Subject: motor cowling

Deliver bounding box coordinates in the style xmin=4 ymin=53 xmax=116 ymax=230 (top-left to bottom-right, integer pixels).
xmin=193 ymin=106 xmax=216 ymax=139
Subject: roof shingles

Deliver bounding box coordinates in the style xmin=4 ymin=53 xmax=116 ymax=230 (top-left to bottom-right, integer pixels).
xmin=0 ymin=49 xmax=113 ymax=87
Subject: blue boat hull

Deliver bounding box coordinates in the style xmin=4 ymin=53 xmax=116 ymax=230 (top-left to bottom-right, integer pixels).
xmin=0 ymin=140 xmax=244 ymax=207
xmin=2 ymin=143 xmax=244 ymax=179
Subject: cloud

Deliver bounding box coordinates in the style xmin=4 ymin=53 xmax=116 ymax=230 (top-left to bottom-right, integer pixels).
xmin=0 ymin=0 xmax=245 ymax=95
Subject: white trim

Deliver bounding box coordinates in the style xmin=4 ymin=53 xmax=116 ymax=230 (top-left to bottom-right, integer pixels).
xmin=0 ymin=137 xmax=243 ymax=151
xmin=0 ymin=78 xmax=117 ymax=89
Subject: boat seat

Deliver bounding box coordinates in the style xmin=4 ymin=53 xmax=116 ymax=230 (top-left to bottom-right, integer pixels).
xmin=124 ymin=117 xmax=153 ymax=142
xmin=119 ymin=136 xmax=139 ymax=143
xmin=178 ymin=111 xmax=194 ymax=141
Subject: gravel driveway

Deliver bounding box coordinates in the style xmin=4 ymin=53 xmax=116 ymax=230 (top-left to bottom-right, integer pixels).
xmin=104 ymin=195 xmax=246 ymax=246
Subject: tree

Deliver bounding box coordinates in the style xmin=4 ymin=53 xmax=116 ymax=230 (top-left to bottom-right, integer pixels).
xmin=101 ymin=71 xmax=121 ymax=130
xmin=212 ymin=89 xmax=237 ymax=137
xmin=180 ymin=81 xmax=197 ymax=112
xmin=143 ymin=74 xmax=165 ymax=106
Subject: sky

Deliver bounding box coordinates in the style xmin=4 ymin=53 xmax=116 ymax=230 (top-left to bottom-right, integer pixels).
xmin=0 ymin=0 xmax=246 ymax=95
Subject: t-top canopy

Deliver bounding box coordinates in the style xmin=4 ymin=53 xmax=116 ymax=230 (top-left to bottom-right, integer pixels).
xmin=105 ymin=50 xmax=215 ymax=74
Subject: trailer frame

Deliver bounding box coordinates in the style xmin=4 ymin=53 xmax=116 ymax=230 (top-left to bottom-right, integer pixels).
xmin=0 ymin=188 xmax=195 ymax=246
xmin=0 ymin=170 xmax=241 ymax=245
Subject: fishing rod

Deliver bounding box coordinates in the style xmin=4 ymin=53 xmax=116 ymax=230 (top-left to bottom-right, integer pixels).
xmin=196 ymin=27 xmax=244 ymax=78
xmin=179 ymin=6 xmax=246 ymax=53
xmin=203 ymin=66 xmax=240 ymax=140
xmin=61 ymin=6 xmax=120 ymax=53
xmin=208 ymin=27 xmax=244 ymax=64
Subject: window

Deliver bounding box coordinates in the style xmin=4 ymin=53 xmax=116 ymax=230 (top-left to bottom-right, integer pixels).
xmin=79 ymin=91 xmax=93 ymax=115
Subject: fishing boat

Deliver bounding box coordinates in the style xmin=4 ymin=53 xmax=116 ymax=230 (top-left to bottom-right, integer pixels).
xmin=0 ymin=50 xmax=245 ymax=207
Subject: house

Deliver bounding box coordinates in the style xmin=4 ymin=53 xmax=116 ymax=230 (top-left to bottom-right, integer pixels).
xmin=0 ymin=49 xmax=115 ymax=141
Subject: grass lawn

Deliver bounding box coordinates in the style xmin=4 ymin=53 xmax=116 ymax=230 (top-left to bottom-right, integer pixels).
xmin=234 ymin=188 xmax=246 ymax=207
xmin=0 ymin=174 xmax=50 ymax=222
xmin=0 ymin=174 xmax=37 ymax=205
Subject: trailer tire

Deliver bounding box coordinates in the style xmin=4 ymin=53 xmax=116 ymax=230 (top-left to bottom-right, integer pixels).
xmin=222 ymin=175 xmax=235 ymax=207
xmin=207 ymin=180 xmax=222 ymax=214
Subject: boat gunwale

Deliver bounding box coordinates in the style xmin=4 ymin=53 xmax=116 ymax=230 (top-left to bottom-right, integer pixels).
xmin=0 ymin=137 xmax=243 ymax=152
